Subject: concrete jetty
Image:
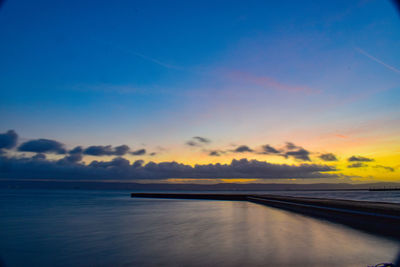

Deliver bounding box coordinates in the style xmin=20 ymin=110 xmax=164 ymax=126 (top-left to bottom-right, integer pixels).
xmin=131 ymin=193 xmax=400 ymax=240
xmin=131 ymin=193 xmax=248 ymax=200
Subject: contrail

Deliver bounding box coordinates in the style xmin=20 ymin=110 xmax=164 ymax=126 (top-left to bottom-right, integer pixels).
xmin=100 ymin=40 xmax=183 ymax=70
xmin=109 ymin=42 xmax=183 ymax=70
xmin=130 ymin=51 xmax=182 ymax=70
xmin=356 ymin=47 xmax=400 ymax=75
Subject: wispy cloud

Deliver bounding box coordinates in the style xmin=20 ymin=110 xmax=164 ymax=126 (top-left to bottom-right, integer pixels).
xmin=105 ymin=42 xmax=183 ymax=70
xmin=356 ymin=47 xmax=400 ymax=75
xmin=186 ymin=136 xmax=211 ymax=147
xmin=374 ymin=165 xmax=395 ymax=172
xmin=348 ymin=155 xmax=374 ymax=162
xmin=130 ymin=51 xmax=182 ymax=70
xmin=319 ymin=153 xmax=338 ymax=162
xmin=225 ymin=70 xmax=317 ymax=93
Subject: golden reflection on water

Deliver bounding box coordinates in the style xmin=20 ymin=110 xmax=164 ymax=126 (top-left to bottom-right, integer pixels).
xmin=189 ymin=200 xmax=400 ymax=266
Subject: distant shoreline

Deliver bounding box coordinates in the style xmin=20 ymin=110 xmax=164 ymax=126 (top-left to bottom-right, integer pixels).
xmin=369 ymin=188 xmax=400 ymax=191
xmin=1 ymin=179 xmax=400 ymax=191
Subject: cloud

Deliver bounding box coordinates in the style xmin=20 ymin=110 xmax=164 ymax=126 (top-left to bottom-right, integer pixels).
xmin=209 ymin=150 xmax=221 ymax=156
xmin=83 ymin=145 xmax=113 ymax=156
xmin=186 ymin=140 xmax=198 ymax=147
xmin=83 ymin=145 xmax=130 ymax=156
xmin=284 ymin=148 xmax=311 ymax=161
xmin=131 ymin=149 xmax=146 ymax=156
xmin=347 ymin=162 xmax=367 ymax=168
xmin=261 ymin=144 xmax=280 ymax=154
xmin=18 ymin=139 xmax=67 ymax=154
xmin=64 ymin=146 xmax=84 ymax=162
xmin=0 ymin=130 xmax=18 ymax=150
xmin=319 ymin=153 xmax=338 ymax=161
xmin=193 ymin=136 xmax=211 ymax=144
xmin=114 ymin=145 xmax=130 ymax=156
xmin=69 ymin=146 xmax=83 ymax=154
xmin=0 ymin=130 xmax=143 ymax=159
xmin=348 ymin=156 xmax=374 ymax=162
xmin=213 ymin=142 xmax=312 ymax=161
xmin=234 ymin=145 xmax=253 ymax=153
xmin=0 ymin=156 xmax=338 ymax=180
xmin=374 ymin=165 xmax=395 ymax=172
xmin=186 ymin=136 xmax=211 ymax=147
xmin=63 ymin=153 xmax=83 ymax=163
xmin=89 ymin=157 xmax=131 ymax=168
xmin=285 ymin=142 xmax=300 ymax=150
xmin=132 ymin=160 xmax=144 ymax=168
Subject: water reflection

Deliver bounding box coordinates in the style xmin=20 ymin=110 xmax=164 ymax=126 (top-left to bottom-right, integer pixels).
xmin=0 ymin=189 xmax=399 ymax=266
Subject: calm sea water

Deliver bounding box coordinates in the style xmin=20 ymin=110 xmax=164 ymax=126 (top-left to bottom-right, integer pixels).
xmin=1 ymin=189 xmax=399 ymax=267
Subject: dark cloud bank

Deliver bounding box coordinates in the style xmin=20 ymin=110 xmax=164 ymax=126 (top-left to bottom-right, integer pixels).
xmin=0 ymin=156 xmax=337 ymax=180
xmin=0 ymin=130 xmax=348 ymax=180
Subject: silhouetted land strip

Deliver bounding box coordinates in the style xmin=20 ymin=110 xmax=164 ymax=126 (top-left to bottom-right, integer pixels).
xmin=2 ymin=179 xmax=400 ymax=191
xmin=131 ymin=193 xmax=400 ymax=240
xmin=369 ymin=187 xmax=400 ymax=191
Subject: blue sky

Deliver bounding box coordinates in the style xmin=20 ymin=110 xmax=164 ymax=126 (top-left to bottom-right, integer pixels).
xmin=0 ymin=0 xmax=399 ymax=182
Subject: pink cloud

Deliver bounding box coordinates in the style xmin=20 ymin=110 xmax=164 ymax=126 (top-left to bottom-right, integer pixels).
xmin=224 ymin=70 xmax=317 ymax=94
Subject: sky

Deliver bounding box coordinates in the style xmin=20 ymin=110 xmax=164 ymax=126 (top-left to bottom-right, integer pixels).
xmin=0 ymin=0 xmax=399 ymax=183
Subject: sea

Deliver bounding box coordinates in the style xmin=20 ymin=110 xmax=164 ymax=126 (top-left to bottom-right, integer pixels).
xmin=1 ymin=189 xmax=399 ymax=266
